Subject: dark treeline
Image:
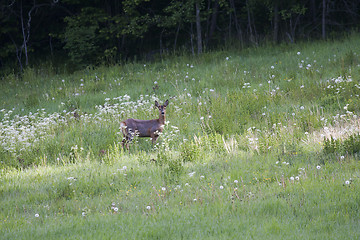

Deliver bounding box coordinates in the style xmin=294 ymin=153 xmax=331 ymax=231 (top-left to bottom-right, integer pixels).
xmin=1 ymin=0 xmax=360 ymax=73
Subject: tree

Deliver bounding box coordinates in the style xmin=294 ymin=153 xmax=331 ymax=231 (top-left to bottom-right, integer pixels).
xmin=322 ymin=0 xmax=326 ymax=39
xmin=273 ymin=0 xmax=280 ymax=43
xmin=62 ymin=0 xmax=154 ymax=66
xmin=205 ymin=0 xmax=220 ymax=48
xmin=63 ymin=8 xmax=105 ymax=66
xmin=195 ymin=1 xmax=202 ymax=54
xmin=229 ymin=0 xmax=243 ymax=45
xmin=1 ymin=0 xmax=58 ymax=72
xmin=279 ymin=2 xmax=306 ymax=43
xmin=1 ymin=0 xmax=360 ymax=73
xmin=157 ymin=1 xmax=186 ymax=52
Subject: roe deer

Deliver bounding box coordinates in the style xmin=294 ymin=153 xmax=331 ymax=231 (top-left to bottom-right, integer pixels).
xmin=120 ymin=100 xmax=169 ymax=150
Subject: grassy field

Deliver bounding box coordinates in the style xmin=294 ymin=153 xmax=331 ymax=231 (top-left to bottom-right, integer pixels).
xmin=1 ymin=33 xmax=360 ymax=239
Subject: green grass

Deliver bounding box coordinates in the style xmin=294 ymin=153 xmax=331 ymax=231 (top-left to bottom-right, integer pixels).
xmin=1 ymin=154 xmax=359 ymax=239
xmin=1 ymin=33 xmax=360 ymax=239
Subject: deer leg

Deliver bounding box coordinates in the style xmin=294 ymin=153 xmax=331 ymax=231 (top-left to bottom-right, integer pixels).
xmin=121 ymin=134 xmax=131 ymax=152
xmin=151 ymin=133 xmax=159 ymax=146
xmin=121 ymin=139 xmax=131 ymax=152
xmin=120 ymin=123 xmax=132 ymax=152
xmin=121 ymin=136 xmax=125 ymax=148
xmin=125 ymin=132 xmax=134 ymax=152
xmin=125 ymin=141 xmax=130 ymax=151
xmin=121 ymin=138 xmax=128 ymax=150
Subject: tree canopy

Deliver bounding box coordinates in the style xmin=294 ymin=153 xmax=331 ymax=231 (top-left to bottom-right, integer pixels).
xmin=1 ymin=0 xmax=359 ymax=72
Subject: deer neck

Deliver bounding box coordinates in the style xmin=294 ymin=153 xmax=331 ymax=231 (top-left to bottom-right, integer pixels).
xmin=159 ymin=113 xmax=166 ymax=125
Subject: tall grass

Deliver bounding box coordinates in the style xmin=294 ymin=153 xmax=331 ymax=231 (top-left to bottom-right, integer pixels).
xmin=1 ymin=34 xmax=360 ymax=239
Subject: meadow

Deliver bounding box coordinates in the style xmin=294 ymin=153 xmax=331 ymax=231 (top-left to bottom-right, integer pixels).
xmin=1 ymin=34 xmax=360 ymax=239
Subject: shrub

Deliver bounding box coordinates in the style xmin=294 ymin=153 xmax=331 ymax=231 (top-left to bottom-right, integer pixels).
xmin=180 ymin=140 xmax=202 ymax=162
xmin=323 ymin=133 xmax=360 ymax=155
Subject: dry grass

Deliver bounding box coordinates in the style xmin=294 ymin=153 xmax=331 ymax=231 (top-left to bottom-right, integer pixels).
xmin=303 ymin=114 xmax=360 ymax=150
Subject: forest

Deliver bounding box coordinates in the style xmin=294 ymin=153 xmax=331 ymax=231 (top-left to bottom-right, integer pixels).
xmin=1 ymin=0 xmax=360 ymax=73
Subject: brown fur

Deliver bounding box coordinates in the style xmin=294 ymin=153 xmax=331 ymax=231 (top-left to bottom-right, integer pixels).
xmin=120 ymin=100 xmax=168 ymax=150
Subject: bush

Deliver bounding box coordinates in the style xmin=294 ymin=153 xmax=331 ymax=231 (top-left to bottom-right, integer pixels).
xmin=180 ymin=140 xmax=202 ymax=163
xmin=323 ymin=133 xmax=360 ymax=155
xmin=63 ymin=8 xmax=105 ymax=66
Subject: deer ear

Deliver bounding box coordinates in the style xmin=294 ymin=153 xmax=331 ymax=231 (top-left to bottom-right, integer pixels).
xmin=155 ymin=100 xmax=159 ymax=107
xmin=164 ymin=99 xmax=169 ymax=107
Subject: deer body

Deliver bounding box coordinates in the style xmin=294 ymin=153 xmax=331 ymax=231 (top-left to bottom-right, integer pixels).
xmin=120 ymin=100 xmax=168 ymax=150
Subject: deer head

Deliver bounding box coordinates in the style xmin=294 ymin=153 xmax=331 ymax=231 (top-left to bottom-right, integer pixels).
xmin=155 ymin=99 xmax=169 ymax=118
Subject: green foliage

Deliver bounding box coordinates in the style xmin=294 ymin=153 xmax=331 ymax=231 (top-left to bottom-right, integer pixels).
xmin=342 ymin=50 xmax=358 ymax=67
xmin=24 ymin=92 xmax=40 ymax=108
xmin=63 ymin=8 xmax=106 ymax=66
xmin=156 ymin=149 xmax=171 ymax=166
xmin=180 ymin=140 xmax=202 ymax=163
xmin=323 ymin=136 xmax=341 ymax=154
xmin=324 ymin=134 xmax=360 ymax=156
xmin=2 ymin=0 xmax=360 ymax=73
xmin=155 ymin=149 xmax=184 ymax=183
xmin=347 ymin=97 xmax=360 ymax=113
xmin=69 ymin=144 xmax=83 ymax=163
xmin=167 ymin=157 xmax=183 ymax=177
xmin=344 ymin=134 xmax=360 ymax=155
xmin=279 ymin=4 xmax=306 ymax=20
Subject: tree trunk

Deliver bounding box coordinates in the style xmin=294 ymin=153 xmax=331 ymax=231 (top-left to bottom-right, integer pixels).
xmin=229 ymin=10 xmax=232 ymax=40
xmin=207 ymin=0 xmax=219 ymax=47
xmin=9 ymin=34 xmax=23 ymax=72
xmin=205 ymin=0 xmax=211 ymax=47
xmin=160 ymin=28 xmax=165 ymax=55
xmin=273 ymin=1 xmax=279 ymax=43
xmin=310 ymin=0 xmax=317 ymax=24
xmin=322 ymin=0 xmax=326 ymax=39
xmin=174 ymin=23 xmax=180 ymax=52
xmin=229 ymin=0 xmax=243 ymax=46
xmin=246 ymin=0 xmax=255 ymax=44
xmin=190 ymin=23 xmax=195 ymax=56
xmin=20 ymin=1 xmax=29 ymax=67
xmin=195 ymin=2 xmax=202 ymax=54
xmin=49 ymin=35 xmax=53 ymax=56
xmin=19 ymin=1 xmax=48 ymax=69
